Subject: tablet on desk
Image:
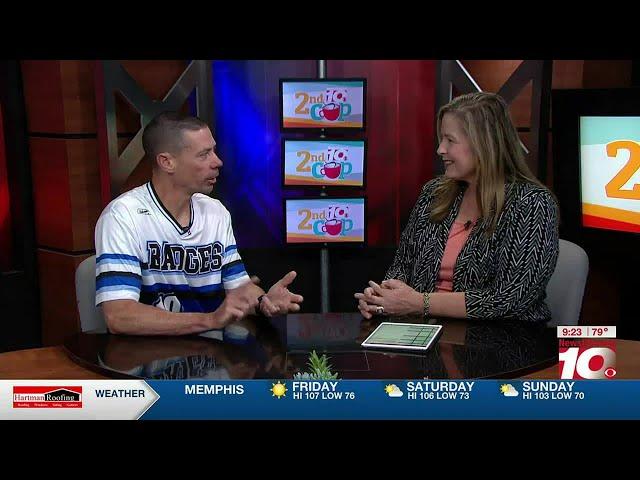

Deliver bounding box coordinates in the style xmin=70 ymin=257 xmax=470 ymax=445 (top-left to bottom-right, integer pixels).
xmin=361 ymin=322 xmax=442 ymax=351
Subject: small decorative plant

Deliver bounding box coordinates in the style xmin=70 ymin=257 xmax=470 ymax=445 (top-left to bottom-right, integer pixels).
xmin=293 ymin=350 xmax=339 ymax=380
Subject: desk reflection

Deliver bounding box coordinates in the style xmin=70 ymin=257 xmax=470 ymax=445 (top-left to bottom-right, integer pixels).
xmin=64 ymin=313 xmax=557 ymax=380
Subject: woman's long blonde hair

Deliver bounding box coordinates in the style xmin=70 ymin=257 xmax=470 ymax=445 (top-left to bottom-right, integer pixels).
xmin=431 ymin=92 xmax=545 ymax=232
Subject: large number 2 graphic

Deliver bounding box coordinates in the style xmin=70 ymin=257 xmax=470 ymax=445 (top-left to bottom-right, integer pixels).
xmin=605 ymin=140 xmax=640 ymax=200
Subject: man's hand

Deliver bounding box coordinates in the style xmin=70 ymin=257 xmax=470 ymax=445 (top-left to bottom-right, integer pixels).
xmin=211 ymin=277 xmax=262 ymax=328
xmin=259 ymin=271 xmax=304 ymax=317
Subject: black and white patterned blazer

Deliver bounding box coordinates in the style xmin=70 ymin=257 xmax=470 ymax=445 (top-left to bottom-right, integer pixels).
xmin=385 ymin=177 xmax=560 ymax=323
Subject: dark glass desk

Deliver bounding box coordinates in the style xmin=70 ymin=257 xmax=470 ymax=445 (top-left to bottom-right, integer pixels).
xmin=64 ymin=313 xmax=558 ymax=380
xmin=63 ymin=313 xmax=558 ymax=380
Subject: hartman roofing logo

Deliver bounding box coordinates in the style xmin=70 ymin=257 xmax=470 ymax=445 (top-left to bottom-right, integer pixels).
xmin=13 ymin=386 xmax=83 ymax=408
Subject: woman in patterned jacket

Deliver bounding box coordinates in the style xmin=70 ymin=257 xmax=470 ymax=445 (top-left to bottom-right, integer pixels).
xmin=355 ymin=92 xmax=559 ymax=323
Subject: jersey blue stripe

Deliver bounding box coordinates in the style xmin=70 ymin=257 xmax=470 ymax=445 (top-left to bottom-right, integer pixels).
xmin=97 ymin=275 xmax=142 ymax=289
xmin=96 ymin=253 xmax=140 ymax=265
xmin=222 ymin=262 xmax=246 ymax=277
xmin=96 ymin=285 xmax=140 ymax=294
xmin=224 ymin=271 xmax=249 ymax=283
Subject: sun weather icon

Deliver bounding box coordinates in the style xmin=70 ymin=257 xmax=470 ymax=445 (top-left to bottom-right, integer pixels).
xmin=384 ymin=384 xmax=404 ymax=398
xmin=500 ymin=384 xmax=519 ymax=397
xmin=271 ymin=381 xmax=287 ymax=399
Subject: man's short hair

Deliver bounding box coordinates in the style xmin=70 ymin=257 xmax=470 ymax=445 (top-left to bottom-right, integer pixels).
xmin=142 ymin=111 xmax=208 ymax=164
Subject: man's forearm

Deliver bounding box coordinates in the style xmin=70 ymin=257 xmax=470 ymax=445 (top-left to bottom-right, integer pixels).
xmin=102 ymin=300 xmax=216 ymax=336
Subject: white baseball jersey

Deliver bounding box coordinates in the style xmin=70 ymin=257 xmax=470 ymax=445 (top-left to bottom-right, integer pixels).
xmin=95 ymin=182 xmax=250 ymax=313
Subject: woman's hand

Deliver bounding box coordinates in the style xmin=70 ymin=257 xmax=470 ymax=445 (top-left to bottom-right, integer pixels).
xmin=354 ymin=279 xmax=423 ymax=318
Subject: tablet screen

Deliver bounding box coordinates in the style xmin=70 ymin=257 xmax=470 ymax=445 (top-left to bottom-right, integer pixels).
xmin=361 ymin=322 xmax=442 ymax=351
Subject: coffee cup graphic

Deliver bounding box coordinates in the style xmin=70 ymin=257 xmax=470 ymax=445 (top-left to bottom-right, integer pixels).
xmin=320 ymin=103 xmax=341 ymax=121
xmin=320 ymin=162 xmax=342 ymax=179
xmin=321 ymin=218 xmax=354 ymax=236
xmin=321 ymin=219 xmax=343 ymax=236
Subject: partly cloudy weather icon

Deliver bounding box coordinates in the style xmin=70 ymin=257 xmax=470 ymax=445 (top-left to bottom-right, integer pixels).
xmin=500 ymin=384 xmax=519 ymax=397
xmin=384 ymin=384 xmax=404 ymax=398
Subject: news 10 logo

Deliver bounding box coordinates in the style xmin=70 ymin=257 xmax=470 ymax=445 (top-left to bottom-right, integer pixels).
xmin=558 ymin=338 xmax=617 ymax=379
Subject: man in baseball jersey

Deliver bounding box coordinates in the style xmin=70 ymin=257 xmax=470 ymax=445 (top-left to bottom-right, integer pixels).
xmin=95 ymin=111 xmax=303 ymax=335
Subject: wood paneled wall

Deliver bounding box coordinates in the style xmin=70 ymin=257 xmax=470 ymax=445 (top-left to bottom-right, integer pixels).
xmin=21 ymin=60 xmax=187 ymax=344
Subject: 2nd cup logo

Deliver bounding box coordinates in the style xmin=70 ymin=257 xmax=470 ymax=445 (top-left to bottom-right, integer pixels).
xmin=296 ymin=146 xmax=353 ymax=181
xmin=558 ymin=338 xmax=617 ymax=379
xmin=295 ymin=88 xmax=352 ymax=123
xmin=318 ymin=217 xmax=353 ymax=236
xmin=311 ymin=88 xmax=351 ymax=122
xmin=297 ymin=205 xmax=353 ymax=237
xmin=604 ymin=140 xmax=640 ymax=200
xmin=314 ymin=147 xmax=352 ymax=180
